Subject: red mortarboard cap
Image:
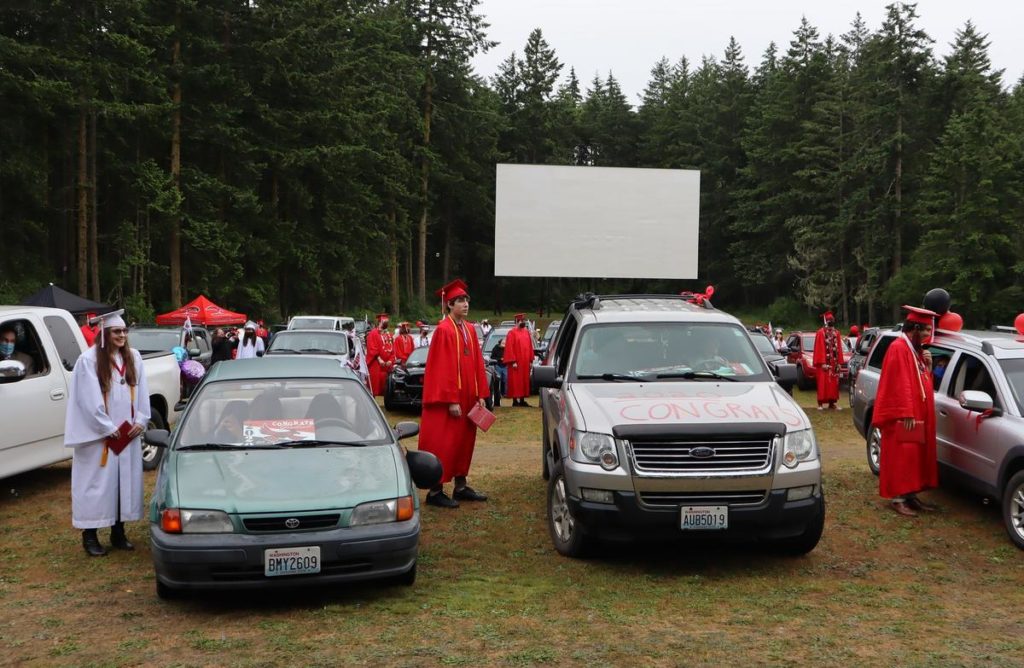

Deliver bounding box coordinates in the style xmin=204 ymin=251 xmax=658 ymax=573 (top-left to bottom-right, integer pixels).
xmin=850 ymin=325 xmax=860 ymax=336
xmin=902 ymin=305 xmax=938 ymax=325
xmin=514 ymin=313 xmax=525 ymax=322
xmin=435 ymin=278 xmax=469 ymax=303
xmin=822 ymin=311 xmax=835 ymax=322
xmin=376 ymin=313 xmax=389 ymax=323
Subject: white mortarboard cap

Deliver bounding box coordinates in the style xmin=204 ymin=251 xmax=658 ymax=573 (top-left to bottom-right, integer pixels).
xmin=89 ymin=309 xmax=126 ymax=347
xmin=245 ymin=320 xmax=257 ymax=329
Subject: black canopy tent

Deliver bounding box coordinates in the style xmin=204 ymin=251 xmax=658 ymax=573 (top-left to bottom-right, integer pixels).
xmin=21 ymin=284 xmax=112 ymax=316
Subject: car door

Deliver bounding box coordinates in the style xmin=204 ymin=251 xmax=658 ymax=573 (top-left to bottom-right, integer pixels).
xmin=541 ymin=315 xmax=577 ymax=453
xmin=192 ymin=330 xmax=213 ymax=368
xmin=939 ymin=351 xmax=1007 ymax=487
xmin=786 ymin=335 xmax=801 ymax=365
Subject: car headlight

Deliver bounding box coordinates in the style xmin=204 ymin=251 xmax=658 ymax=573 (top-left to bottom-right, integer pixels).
xmin=570 ymin=431 xmax=619 ymax=470
xmin=350 ymin=496 xmax=414 ymax=526
xmin=161 ymin=508 xmax=233 ymax=533
xmin=781 ymin=429 xmax=817 ymax=468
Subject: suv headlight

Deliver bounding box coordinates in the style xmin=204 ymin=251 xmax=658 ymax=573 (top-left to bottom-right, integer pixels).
xmin=781 ymin=429 xmax=817 ymax=468
xmin=570 ymin=430 xmax=619 ymax=470
xmin=161 ymin=508 xmax=234 ymax=533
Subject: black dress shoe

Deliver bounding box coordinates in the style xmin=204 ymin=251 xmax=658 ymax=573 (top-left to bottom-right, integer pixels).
xmin=82 ymin=530 xmax=107 ymax=557
xmin=453 ymin=485 xmax=488 ymax=502
xmin=425 ymin=491 xmax=460 ymax=508
xmin=110 ymin=522 xmax=135 ymax=550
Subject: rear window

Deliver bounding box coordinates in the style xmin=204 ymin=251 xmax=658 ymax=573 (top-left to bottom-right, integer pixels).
xmin=867 ymin=335 xmax=896 ymax=370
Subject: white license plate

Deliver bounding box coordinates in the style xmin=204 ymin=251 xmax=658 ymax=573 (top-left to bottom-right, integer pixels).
xmin=264 ymin=546 xmax=321 ymax=577
xmin=680 ymin=506 xmax=728 ymax=530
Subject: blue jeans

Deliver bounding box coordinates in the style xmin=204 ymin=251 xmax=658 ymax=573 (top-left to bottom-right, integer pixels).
xmin=496 ymin=366 xmax=507 ymax=396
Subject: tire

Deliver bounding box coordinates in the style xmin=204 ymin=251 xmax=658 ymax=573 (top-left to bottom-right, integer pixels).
xmin=541 ymin=412 xmax=551 ymax=481
xmin=547 ymin=463 xmax=592 ymax=558
xmin=773 ymin=495 xmax=825 ymax=555
xmin=866 ymin=426 xmax=882 ymax=476
xmin=1001 ymin=470 xmax=1024 ymax=550
xmin=142 ymin=409 xmax=166 ymax=471
xmin=394 ymin=562 xmax=417 ymax=586
xmin=155 ymin=579 xmax=178 ymax=600
xmin=796 ymin=365 xmax=813 ymax=391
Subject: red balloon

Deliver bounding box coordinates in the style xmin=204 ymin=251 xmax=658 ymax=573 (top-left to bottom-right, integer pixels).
xmin=1015 ymin=313 xmax=1024 ymax=336
xmin=937 ymin=311 xmax=963 ymax=332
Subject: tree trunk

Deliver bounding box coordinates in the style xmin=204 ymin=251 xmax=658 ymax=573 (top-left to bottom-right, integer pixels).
xmin=76 ymin=107 xmax=88 ymax=297
xmin=441 ymin=214 xmax=451 ymax=283
xmin=405 ymin=237 xmax=414 ymax=304
xmin=169 ymin=3 xmax=183 ymax=306
xmin=417 ymin=71 xmax=433 ymax=303
xmin=89 ymin=110 xmax=100 ymax=302
xmin=891 ymin=113 xmax=903 ymax=322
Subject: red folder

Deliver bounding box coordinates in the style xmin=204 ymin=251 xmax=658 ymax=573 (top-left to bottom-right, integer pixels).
xmin=900 ymin=419 xmax=926 ymax=444
xmin=105 ymin=421 xmax=135 ymax=455
xmin=467 ymin=404 xmax=496 ymax=432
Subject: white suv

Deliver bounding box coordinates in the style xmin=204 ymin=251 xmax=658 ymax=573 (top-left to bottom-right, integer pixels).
xmin=286 ymin=315 xmax=354 ymax=331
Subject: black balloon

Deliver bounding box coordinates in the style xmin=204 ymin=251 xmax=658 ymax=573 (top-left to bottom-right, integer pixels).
xmin=406 ymin=450 xmax=443 ymax=490
xmin=923 ymin=288 xmax=951 ymax=316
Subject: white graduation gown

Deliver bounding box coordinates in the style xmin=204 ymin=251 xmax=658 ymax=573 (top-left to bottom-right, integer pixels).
xmin=236 ymin=337 xmax=264 ymax=359
xmin=65 ymin=347 xmax=151 ymax=529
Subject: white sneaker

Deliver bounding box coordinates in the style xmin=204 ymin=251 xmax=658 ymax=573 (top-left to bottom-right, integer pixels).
xmin=836 ymin=405 xmax=843 ymax=411
xmin=817 ymin=406 xmax=824 ymax=411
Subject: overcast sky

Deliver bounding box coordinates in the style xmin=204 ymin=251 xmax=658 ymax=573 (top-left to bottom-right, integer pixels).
xmin=470 ymin=0 xmax=1024 ymax=104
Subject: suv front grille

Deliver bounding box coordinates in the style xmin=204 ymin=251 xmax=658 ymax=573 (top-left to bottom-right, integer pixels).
xmin=638 ymin=490 xmax=767 ymax=507
xmin=242 ymin=514 xmax=340 ymax=532
xmin=628 ymin=437 xmax=775 ymax=473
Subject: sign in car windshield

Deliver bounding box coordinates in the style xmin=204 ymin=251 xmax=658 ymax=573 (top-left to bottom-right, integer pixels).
xmin=243 ymin=419 xmax=316 ymax=444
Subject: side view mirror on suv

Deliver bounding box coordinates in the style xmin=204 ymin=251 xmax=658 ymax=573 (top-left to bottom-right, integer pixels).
xmin=772 ymin=362 xmax=798 ymax=384
xmin=532 ymin=365 xmax=562 ymax=389
xmin=959 ymin=390 xmax=994 ymax=413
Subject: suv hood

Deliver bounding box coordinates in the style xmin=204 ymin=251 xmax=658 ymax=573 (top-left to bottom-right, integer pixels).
xmin=173 ymin=446 xmax=402 ymax=514
xmin=569 ymin=382 xmax=809 ymax=434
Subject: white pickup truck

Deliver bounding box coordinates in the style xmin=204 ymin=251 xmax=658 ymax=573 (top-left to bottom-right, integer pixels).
xmin=0 ymin=306 xmax=182 ymax=479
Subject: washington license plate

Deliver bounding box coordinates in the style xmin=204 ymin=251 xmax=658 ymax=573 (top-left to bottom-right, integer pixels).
xmin=680 ymin=506 xmax=728 ymax=530
xmin=264 ymin=546 xmax=321 ymax=577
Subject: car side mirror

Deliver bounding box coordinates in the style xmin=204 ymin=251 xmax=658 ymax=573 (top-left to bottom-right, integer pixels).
xmin=778 ymin=346 xmax=790 ymax=355
xmin=406 ymin=449 xmax=442 ymax=489
xmin=144 ymin=429 xmax=170 ymax=448
xmin=773 ymin=363 xmax=797 ymax=384
xmin=0 ymin=359 xmax=27 ymax=384
xmin=188 ymin=347 xmax=201 ymax=358
xmin=959 ymin=390 xmax=993 ymax=413
xmin=394 ymin=421 xmax=419 ymax=440
xmin=173 ymin=400 xmax=188 ymax=412
xmin=533 ymin=365 xmax=562 ymax=389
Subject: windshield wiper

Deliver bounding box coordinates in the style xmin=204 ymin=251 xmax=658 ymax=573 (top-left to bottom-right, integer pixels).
xmin=276 ymin=439 xmax=368 ymax=448
xmin=299 ymin=348 xmax=335 ymax=354
xmin=575 ymin=373 xmax=646 ymax=382
xmin=656 ymin=370 xmax=737 ymax=382
xmin=267 ymin=348 xmax=297 ymax=354
xmin=177 ymin=443 xmax=285 ymax=451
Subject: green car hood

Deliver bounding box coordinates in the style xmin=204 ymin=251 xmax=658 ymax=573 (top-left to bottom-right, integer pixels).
xmin=172 ymin=446 xmax=403 ymax=514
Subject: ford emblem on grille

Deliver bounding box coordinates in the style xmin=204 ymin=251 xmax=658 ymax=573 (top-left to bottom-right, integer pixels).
xmin=284 ymin=518 xmax=300 ymax=529
xmin=690 ymin=446 xmax=715 ymax=459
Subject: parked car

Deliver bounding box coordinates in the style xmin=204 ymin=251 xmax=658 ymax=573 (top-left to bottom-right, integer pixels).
xmin=130 ymin=325 xmax=213 ymax=369
xmin=286 ymin=315 xmax=354 ymax=331
xmin=0 ymin=306 xmax=182 ymax=478
xmin=265 ymin=329 xmax=349 ymax=360
xmin=785 ymin=330 xmax=853 ymax=391
xmin=534 ymin=294 xmax=820 ymax=558
xmin=142 ymin=356 xmax=441 ymax=598
xmin=385 ymin=345 xmax=498 ymax=412
xmin=851 ymin=327 xmax=1024 ymax=549
xmin=536 ymin=320 xmax=561 ymax=359
xmin=748 ymin=330 xmax=796 ymax=394
xmin=847 ymin=326 xmax=888 ymax=402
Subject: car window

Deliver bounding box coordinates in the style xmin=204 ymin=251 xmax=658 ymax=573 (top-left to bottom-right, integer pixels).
xmin=786 ymin=335 xmax=799 ymax=350
xmin=130 ymin=330 xmax=181 ymax=353
xmin=483 ymin=327 xmax=511 ymax=354
xmin=290 ymin=318 xmax=337 ymax=330
xmin=856 ymin=333 xmax=874 ymax=354
xmin=178 ymin=378 xmax=389 ymax=446
xmin=998 ymin=358 xmax=1024 ymax=414
xmin=948 ymin=353 xmax=1000 ymax=408
xmin=749 ymin=333 xmax=776 ymax=355
xmin=267 ymin=332 xmax=349 ymax=355
xmin=1 ymin=318 xmax=50 ymax=377
xmin=867 ymin=335 xmax=896 ymax=370
xmin=926 ymin=345 xmax=954 ymax=392
xmin=801 ymin=335 xmax=815 ymax=352
xmin=553 ymin=316 xmax=578 ymax=378
xmin=571 ymin=322 xmax=769 ymax=381
xmin=44 ymin=315 xmax=81 ymax=371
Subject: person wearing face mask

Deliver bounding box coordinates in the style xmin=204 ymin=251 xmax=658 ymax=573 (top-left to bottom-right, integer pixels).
xmin=504 ymin=314 xmax=534 ymax=407
xmin=64 ymin=310 xmax=151 ymax=556
xmin=872 ymin=305 xmax=940 ymax=517
xmin=812 ymin=311 xmax=844 ymax=411
xmin=0 ymin=324 xmax=35 ymax=375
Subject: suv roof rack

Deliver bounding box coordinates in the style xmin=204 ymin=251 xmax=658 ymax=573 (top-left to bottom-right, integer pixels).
xmin=570 ymin=293 xmax=716 ymax=311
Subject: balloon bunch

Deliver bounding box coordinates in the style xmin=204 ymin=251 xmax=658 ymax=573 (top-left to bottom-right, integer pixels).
xmin=172 ymin=345 xmax=206 ymax=384
xmin=681 ymin=285 xmax=715 ymax=306
xmin=923 ymin=288 xmax=963 ymax=332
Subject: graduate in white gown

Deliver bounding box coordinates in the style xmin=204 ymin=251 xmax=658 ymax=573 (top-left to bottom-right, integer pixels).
xmin=65 ymin=311 xmax=150 ymax=556
xmin=236 ymin=320 xmax=265 ymax=359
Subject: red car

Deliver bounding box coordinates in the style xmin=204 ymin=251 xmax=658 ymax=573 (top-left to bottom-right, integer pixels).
xmin=785 ymin=331 xmax=852 ymax=391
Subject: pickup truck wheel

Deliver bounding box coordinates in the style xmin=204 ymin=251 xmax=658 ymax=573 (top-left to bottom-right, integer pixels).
xmin=547 ymin=464 xmax=592 ymax=558
xmin=773 ymin=495 xmax=825 ymax=555
xmin=866 ymin=426 xmax=882 ymax=476
xmin=142 ymin=410 xmax=166 ymax=471
xmin=796 ymin=365 xmax=813 ymax=391
xmin=1002 ymin=471 xmax=1024 ymax=550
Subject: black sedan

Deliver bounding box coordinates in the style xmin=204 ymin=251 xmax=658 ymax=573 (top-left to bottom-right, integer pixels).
xmin=748 ymin=330 xmax=795 ymax=394
xmin=384 ymin=346 xmax=498 ymax=412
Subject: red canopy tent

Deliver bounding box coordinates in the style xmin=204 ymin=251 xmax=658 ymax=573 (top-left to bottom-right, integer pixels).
xmin=155 ymin=295 xmax=247 ymax=326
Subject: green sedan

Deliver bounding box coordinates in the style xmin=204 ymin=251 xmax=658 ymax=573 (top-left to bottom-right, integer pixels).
xmin=143 ymin=357 xmax=439 ymax=599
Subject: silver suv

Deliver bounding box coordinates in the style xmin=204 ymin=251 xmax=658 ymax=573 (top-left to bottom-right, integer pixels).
xmin=534 ymin=295 xmax=823 ymax=557
xmin=852 ymin=328 xmax=1024 ymax=548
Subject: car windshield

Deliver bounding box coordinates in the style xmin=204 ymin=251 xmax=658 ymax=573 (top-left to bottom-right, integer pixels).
xmin=128 ymin=330 xmax=179 ymax=352
xmin=572 ymin=322 xmax=769 ymax=381
xmin=999 ymin=358 xmax=1024 ymax=414
xmin=177 ymin=378 xmax=390 ymax=447
xmin=290 ymin=318 xmax=336 ymax=330
xmin=801 ymin=335 xmax=815 ymax=352
xmin=543 ymin=322 xmax=560 ymax=343
xmin=483 ymin=327 xmax=512 ymax=354
xmin=750 ymin=333 xmax=777 ymax=355
xmin=405 ymin=346 xmax=428 ymax=367
xmin=267 ymin=331 xmax=349 ymax=355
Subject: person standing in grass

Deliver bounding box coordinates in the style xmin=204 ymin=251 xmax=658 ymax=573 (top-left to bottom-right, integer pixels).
xmin=813 ymin=311 xmax=844 ymax=411
xmin=504 ymin=314 xmax=534 ymax=407
xmin=418 ymin=279 xmax=490 ymax=509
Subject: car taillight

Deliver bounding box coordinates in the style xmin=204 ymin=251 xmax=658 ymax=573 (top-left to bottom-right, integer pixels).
xmin=161 ymin=508 xmax=182 ymax=533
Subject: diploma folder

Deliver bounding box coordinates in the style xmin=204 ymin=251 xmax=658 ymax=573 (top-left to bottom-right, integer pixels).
xmin=901 ymin=419 xmax=926 ymax=445
xmin=105 ymin=421 xmax=135 ymax=455
xmin=467 ymin=404 xmax=496 ymax=432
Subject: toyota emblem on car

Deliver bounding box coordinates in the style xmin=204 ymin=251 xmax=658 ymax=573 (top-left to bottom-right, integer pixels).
xmin=284 ymin=518 xmax=300 ymax=529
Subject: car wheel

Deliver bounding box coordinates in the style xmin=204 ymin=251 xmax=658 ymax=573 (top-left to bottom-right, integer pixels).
xmin=796 ymin=365 xmax=813 ymax=391
xmin=142 ymin=410 xmax=166 ymax=471
xmin=773 ymin=495 xmax=825 ymax=555
xmin=1002 ymin=470 xmax=1024 ymax=550
xmin=866 ymin=426 xmax=882 ymax=476
xmin=547 ymin=463 xmax=592 ymax=558
xmin=394 ymin=562 xmax=417 ymax=586
xmin=541 ymin=412 xmax=551 ymax=481
xmin=155 ymin=579 xmax=178 ymax=600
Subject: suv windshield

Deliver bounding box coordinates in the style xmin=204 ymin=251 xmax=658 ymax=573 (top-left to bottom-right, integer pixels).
xmin=749 ymin=332 xmax=777 ymax=355
xmin=290 ymin=317 xmax=337 ymax=330
xmin=267 ymin=331 xmax=349 ymax=355
xmin=572 ymin=322 xmax=769 ymax=381
xmin=178 ymin=378 xmax=389 ymax=447
xmin=129 ymin=329 xmax=180 ymax=352
xmin=999 ymin=358 xmax=1024 ymax=413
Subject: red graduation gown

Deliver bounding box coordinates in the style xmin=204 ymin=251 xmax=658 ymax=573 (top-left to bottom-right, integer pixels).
xmin=812 ymin=327 xmax=843 ymax=404
xmin=366 ymin=328 xmax=394 ymax=396
xmin=504 ymin=326 xmax=533 ymax=399
xmin=873 ymin=336 xmax=938 ymax=498
xmin=394 ymin=334 xmax=415 ymax=364
xmin=418 ymin=316 xmax=489 ymax=483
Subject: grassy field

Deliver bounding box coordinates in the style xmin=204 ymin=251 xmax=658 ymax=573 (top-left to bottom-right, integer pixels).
xmin=2 ymin=389 xmax=1023 ymax=667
